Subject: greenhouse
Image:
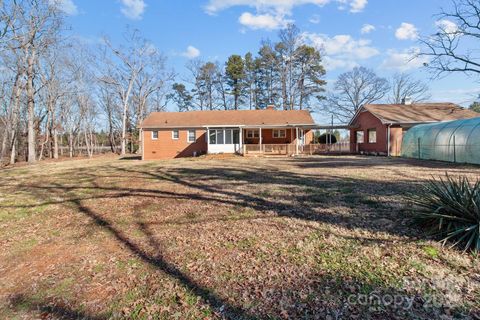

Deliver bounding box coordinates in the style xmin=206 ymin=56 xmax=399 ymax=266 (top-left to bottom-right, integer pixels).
xmin=401 ymin=117 xmax=480 ymax=165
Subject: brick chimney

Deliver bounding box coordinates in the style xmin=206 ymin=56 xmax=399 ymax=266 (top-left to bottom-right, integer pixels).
xmin=401 ymin=97 xmax=413 ymax=105
xmin=266 ymin=104 xmax=275 ymax=110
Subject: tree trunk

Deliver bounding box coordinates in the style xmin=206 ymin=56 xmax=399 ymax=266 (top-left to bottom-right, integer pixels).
xmin=84 ymin=130 xmax=91 ymax=158
xmin=68 ymin=132 xmax=73 ymax=158
xmin=282 ymin=65 xmax=287 ymax=110
xmin=0 ymin=125 xmax=8 ymax=161
xmin=7 ymin=72 xmax=22 ymax=165
xmin=53 ymin=127 xmax=58 ymax=159
xmin=121 ymin=79 xmax=135 ymax=155
xmin=9 ymin=132 xmax=16 ymax=165
xmin=38 ymin=105 xmax=51 ymax=161
xmin=298 ymin=74 xmax=305 ymax=110
xmin=26 ymin=47 xmax=37 ymax=164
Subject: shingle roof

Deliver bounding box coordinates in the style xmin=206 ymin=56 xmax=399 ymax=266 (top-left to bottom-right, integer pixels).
xmin=355 ymin=103 xmax=479 ymax=124
xmin=139 ymin=109 xmax=315 ymax=128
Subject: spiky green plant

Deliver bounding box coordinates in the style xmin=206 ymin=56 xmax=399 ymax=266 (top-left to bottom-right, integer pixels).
xmin=411 ymin=174 xmax=480 ymax=252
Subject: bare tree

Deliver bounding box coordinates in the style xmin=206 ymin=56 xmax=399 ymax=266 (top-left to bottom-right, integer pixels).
xmin=214 ymin=62 xmax=229 ymax=110
xmin=99 ymin=28 xmax=150 ymax=155
xmin=325 ymin=66 xmax=390 ymax=122
xmin=186 ymin=59 xmax=208 ymax=110
xmin=277 ymin=23 xmax=301 ymax=110
xmin=420 ymin=0 xmax=480 ymax=77
xmin=389 ymin=73 xmax=431 ymax=104
xmin=132 ymin=52 xmax=173 ymax=125
xmin=98 ymin=85 xmax=120 ymax=153
xmin=4 ymin=0 xmax=62 ymax=163
xmin=37 ymin=44 xmax=69 ymax=160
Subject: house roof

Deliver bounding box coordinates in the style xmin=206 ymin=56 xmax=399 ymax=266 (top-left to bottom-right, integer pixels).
xmin=350 ymin=103 xmax=479 ymax=125
xmin=139 ymin=109 xmax=315 ymax=128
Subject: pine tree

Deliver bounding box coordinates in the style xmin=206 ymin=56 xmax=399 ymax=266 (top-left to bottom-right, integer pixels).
xmin=225 ymin=55 xmax=246 ymax=110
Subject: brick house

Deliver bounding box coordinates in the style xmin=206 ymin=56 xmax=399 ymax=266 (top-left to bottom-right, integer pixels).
xmin=349 ymin=102 xmax=479 ymax=156
xmin=139 ymin=106 xmax=316 ymax=160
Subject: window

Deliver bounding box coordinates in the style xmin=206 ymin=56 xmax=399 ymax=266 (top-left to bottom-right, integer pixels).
xmin=209 ymin=129 xmax=224 ymax=144
xmin=209 ymin=128 xmax=240 ymax=144
xmin=216 ymin=129 xmax=224 ymax=144
xmin=368 ymin=128 xmax=377 ymax=143
xmin=246 ymin=130 xmax=259 ymax=138
xmin=273 ymin=129 xmax=286 ymax=138
xmin=187 ymin=130 xmax=196 ymax=143
xmin=172 ymin=130 xmax=179 ymax=140
xmin=232 ymin=129 xmax=240 ymax=144
xmin=152 ymin=131 xmax=158 ymax=140
xmin=356 ymin=131 xmax=364 ymax=144
xmin=225 ymin=129 xmax=232 ymax=144
xmin=209 ymin=130 xmax=217 ymax=144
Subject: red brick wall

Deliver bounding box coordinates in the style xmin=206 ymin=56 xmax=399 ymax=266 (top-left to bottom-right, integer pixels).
xmin=350 ymin=111 xmax=388 ymax=154
xmin=350 ymin=111 xmax=407 ymax=156
xmin=142 ymin=128 xmax=207 ymax=160
xmin=243 ymin=128 xmax=313 ymax=145
xmin=143 ymin=127 xmax=315 ymax=160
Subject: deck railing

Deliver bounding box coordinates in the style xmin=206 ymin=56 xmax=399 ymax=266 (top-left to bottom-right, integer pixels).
xmin=301 ymin=142 xmax=352 ymax=154
xmin=243 ymin=142 xmax=353 ymax=155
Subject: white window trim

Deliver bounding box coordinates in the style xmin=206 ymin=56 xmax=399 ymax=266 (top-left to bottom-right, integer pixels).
xmin=368 ymin=128 xmax=377 ymax=144
xmin=356 ymin=131 xmax=364 ymax=144
xmin=187 ymin=129 xmax=196 ymax=143
xmin=273 ymin=129 xmax=286 ymax=139
xmin=151 ymin=131 xmax=159 ymax=140
xmin=246 ymin=129 xmax=259 ymax=139
xmin=172 ymin=129 xmax=179 ymax=140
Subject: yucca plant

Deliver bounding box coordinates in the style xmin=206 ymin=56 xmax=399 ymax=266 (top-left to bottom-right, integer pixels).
xmin=410 ymin=174 xmax=480 ymax=252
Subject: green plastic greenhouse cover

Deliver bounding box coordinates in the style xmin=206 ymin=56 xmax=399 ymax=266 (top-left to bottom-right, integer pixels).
xmin=401 ymin=117 xmax=480 ymax=165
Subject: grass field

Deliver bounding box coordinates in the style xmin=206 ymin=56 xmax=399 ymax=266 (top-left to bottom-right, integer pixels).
xmin=0 ymin=155 xmax=479 ymax=319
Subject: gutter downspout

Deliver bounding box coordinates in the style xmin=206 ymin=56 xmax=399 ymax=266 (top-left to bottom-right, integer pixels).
xmin=141 ymin=128 xmax=144 ymax=160
xmin=206 ymin=127 xmax=210 ymax=154
xmin=387 ymin=124 xmax=391 ymax=157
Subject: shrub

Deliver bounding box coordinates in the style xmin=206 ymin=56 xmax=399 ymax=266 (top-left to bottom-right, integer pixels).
xmin=411 ymin=174 xmax=480 ymax=252
xmin=316 ymin=133 xmax=337 ymax=144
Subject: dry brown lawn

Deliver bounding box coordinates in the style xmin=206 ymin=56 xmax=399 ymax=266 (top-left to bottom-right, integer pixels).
xmin=0 ymin=155 xmax=479 ymax=319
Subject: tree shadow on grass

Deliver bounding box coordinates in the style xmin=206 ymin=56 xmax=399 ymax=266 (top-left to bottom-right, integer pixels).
xmin=283 ymin=156 xmax=480 ymax=175
xmin=8 ymin=293 xmax=107 ymax=320
xmin=3 ymin=159 xmax=426 ymax=239
xmin=112 ymin=163 xmax=421 ymax=238
xmin=4 ymin=158 xmax=469 ymax=318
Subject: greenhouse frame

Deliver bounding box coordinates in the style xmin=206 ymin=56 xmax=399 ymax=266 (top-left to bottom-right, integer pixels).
xmin=401 ymin=117 xmax=480 ymax=165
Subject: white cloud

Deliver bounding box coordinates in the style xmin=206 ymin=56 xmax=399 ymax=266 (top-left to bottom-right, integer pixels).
xmin=360 ymin=23 xmax=375 ymax=34
xmin=323 ymin=56 xmax=358 ymax=70
xmin=239 ymin=12 xmax=291 ymax=30
xmin=309 ymin=14 xmax=320 ymax=24
xmin=435 ymin=19 xmax=458 ymax=34
xmin=351 ymin=0 xmax=367 ymax=12
xmin=120 ymin=0 xmax=146 ymax=20
xmin=340 ymin=0 xmax=367 ymax=12
xmin=381 ymin=47 xmax=429 ymax=71
xmin=395 ymin=22 xmax=418 ymax=40
xmin=49 ymin=0 xmax=78 ymax=15
xmin=205 ymin=0 xmax=367 ymax=30
xmin=182 ymin=46 xmax=201 ymax=59
xmin=304 ymin=32 xmax=379 ymax=70
xmin=205 ymin=0 xmax=329 ymax=15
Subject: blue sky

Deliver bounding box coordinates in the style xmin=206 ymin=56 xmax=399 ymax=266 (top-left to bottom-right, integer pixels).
xmin=58 ymin=0 xmax=479 ymax=118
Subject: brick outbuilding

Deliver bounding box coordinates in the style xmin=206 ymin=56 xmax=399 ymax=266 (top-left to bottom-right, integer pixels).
xmin=349 ymin=102 xmax=479 ymax=156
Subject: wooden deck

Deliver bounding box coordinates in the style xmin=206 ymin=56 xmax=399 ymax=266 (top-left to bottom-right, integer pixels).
xmin=242 ymin=142 xmax=353 ymax=156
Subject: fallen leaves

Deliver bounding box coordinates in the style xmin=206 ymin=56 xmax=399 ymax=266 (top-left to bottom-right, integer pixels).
xmin=0 ymin=156 xmax=479 ymax=319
